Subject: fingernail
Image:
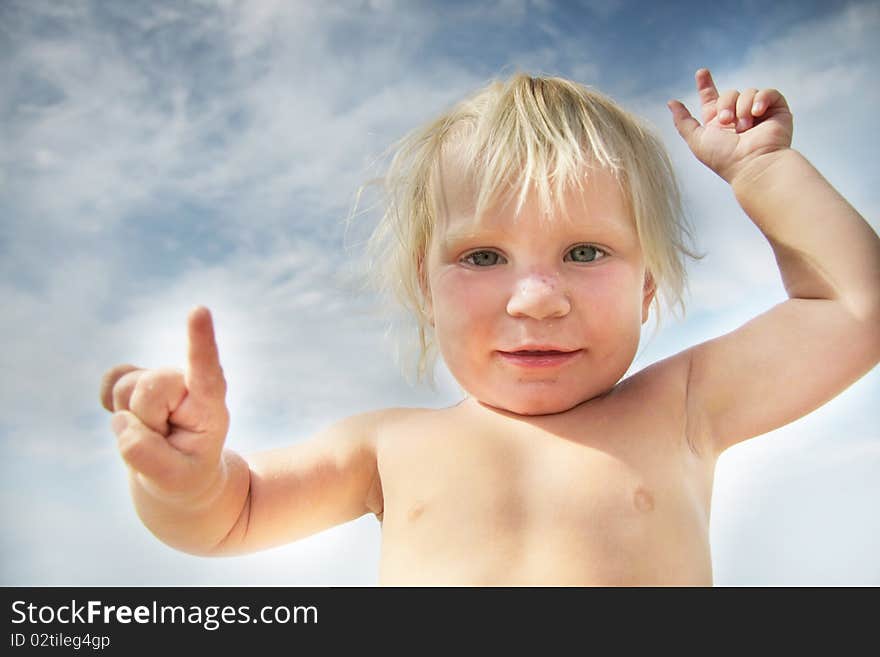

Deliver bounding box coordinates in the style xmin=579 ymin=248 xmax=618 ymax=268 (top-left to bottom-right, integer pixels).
xmin=111 ymin=413 xmax=127 ymax=434
xmin=719 ymin=109 xmax=733 ymax=123
xmin=753 ymin=101 xmax=764 ymax=114
xmin=737 ymin=118 xmax=749 ymax=131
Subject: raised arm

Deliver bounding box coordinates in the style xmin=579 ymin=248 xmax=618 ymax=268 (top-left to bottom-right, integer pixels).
xmin=100 ymin=307 xmax=383 ymax=556
xmin=668 ymin=69 xmax=880 ymax=456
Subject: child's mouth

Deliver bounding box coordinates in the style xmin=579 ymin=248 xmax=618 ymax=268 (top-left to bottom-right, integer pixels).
xmin=497 ymin=349 xmax=582 ymax=368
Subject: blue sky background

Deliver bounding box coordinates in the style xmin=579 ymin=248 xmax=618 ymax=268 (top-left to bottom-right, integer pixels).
xmin=2 ymin=0 xmax=878 ymax=585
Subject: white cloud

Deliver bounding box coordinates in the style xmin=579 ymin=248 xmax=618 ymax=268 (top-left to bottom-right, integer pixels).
xmin=711 ymin=389 xmax=880 ymax=585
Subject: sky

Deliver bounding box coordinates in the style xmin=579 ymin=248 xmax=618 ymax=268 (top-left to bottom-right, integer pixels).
xmin=1 ymin=0 xmax=878 ymax=586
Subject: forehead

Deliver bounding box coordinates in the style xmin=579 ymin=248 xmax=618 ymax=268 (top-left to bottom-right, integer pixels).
xmin=434 ymin=140 xmax=480 ymax=221
xmin=434 ymin=146 xmax=633 ymax=240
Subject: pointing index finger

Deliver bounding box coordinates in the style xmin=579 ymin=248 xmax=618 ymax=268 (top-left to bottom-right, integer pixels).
xmin=186 ymin=306 xmax=226 ymax=400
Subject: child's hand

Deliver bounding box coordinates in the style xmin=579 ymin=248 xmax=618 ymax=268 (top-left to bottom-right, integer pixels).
xmin=667 ymin=68 xmax=793 ymax=185
xmin=100 ymin=307 xmax=230 ymax=502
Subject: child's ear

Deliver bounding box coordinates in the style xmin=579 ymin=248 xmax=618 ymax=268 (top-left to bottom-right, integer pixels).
xmin=641 ymin=271 xmax=656 ymax=324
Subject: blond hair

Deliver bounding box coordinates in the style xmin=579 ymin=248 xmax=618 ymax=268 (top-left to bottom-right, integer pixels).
xmin=362 ymin=73 xmax=698 ymax=383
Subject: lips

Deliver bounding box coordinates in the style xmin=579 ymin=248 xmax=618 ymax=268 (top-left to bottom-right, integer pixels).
xmin=496 ymin=347 xmax=583 ymax=368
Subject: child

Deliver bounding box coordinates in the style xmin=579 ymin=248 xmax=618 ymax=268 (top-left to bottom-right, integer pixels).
xmin=100 ymin=69 xmax=880 ymax=585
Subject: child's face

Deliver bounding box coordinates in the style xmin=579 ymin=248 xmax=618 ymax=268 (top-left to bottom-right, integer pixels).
xmin=425 ymin=165 xmax=654 ymax=415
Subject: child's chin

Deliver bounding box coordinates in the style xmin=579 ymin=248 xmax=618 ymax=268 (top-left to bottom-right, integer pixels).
xmin=484 ymin=393 xmax=586 ymax=417
xmin=476 ymin=382 xmax=616 ymax=416
xmin=513 ymin=402 xmax=580 ymax=416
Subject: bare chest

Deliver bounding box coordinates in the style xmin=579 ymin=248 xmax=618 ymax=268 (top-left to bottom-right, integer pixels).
xmin=376 ymin=402 xmax=715 ymax=585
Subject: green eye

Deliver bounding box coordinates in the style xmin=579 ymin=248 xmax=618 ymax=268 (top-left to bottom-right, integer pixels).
xmin=463 ymin=250 xmax=504 ymax=266
xmin=566 ymin=245 xmax=605 ymax=263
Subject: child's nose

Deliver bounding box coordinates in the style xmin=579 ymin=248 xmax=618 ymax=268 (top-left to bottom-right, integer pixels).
xmin=506 ymin=272 xmax=571 ymax=320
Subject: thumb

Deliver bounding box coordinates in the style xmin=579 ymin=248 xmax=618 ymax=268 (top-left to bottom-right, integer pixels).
xmin=667 ymin=99 xmax=702 ymax=148
xmin=186 ymin=306 xmax=227 ymax=401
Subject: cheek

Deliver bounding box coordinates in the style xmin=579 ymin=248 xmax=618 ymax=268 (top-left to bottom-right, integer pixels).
xmin=569 ymin=265 xmax=645 ymax=322
xmin=432 ymin=269 xmax=504 ymax=315
xmin=431 ymin=270 xmax=504 ymax=345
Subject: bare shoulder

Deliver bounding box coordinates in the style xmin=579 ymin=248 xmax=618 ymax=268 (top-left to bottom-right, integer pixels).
xmin=311 ymin=405 xmax=429 ymax=446
xmin=316 ymin=405 xmax=435 ymax=519
xmin=302 ymin=407 xmax=428 ymax=488
xmin=326 ymin=406 xmax=433 ymax=440
xmin=611 ymin=348 xmax=708 ymax=455
xmin=614 ymin=349 xmax=692 ymax=405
